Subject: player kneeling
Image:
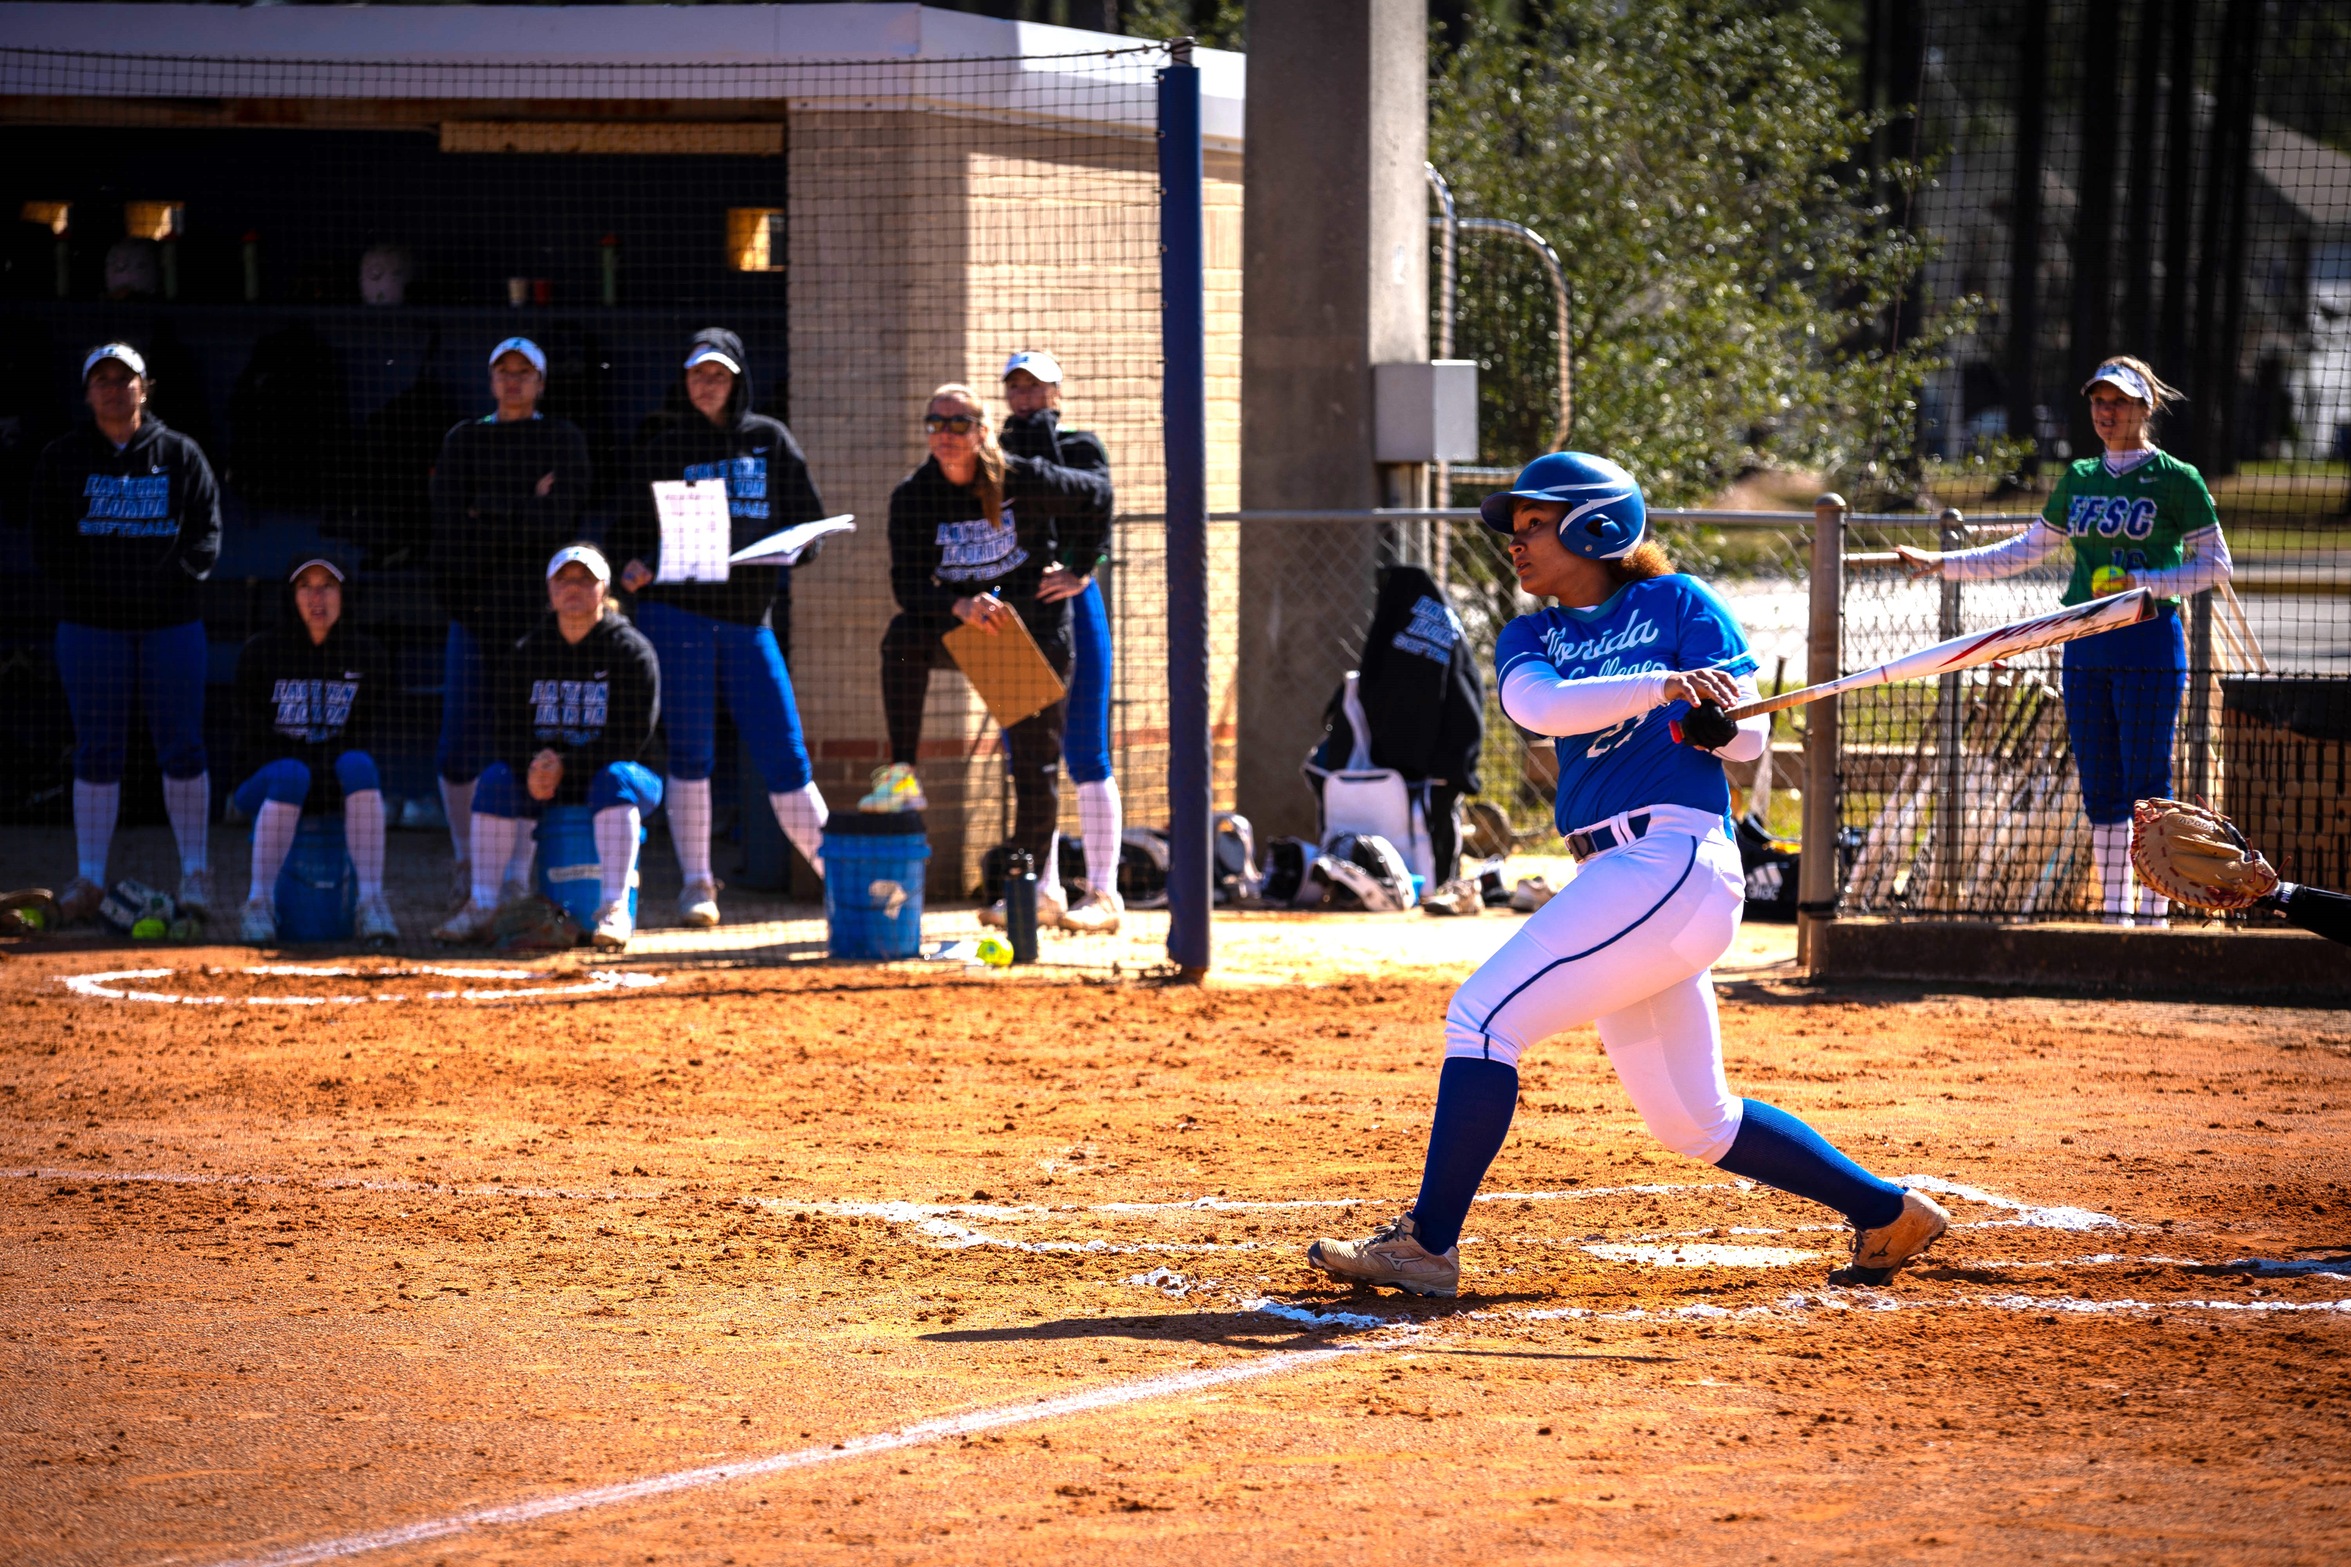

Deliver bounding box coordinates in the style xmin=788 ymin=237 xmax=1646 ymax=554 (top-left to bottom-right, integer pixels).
xmin=1310 ymin=454 xmax=1947 ymax=1298
xmin=436 ymin=546 xmax=662 ymax=950
xmin=231 ymin=557 xmax=397 ymax=943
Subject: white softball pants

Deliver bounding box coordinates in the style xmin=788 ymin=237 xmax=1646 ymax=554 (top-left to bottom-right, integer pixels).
xmin=1443 ymin=807 xmax=1747 ymax=1162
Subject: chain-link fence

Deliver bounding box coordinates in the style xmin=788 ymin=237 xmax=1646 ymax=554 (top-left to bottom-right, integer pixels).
xmin=0 ymin=39 xmax=1236 ymax=952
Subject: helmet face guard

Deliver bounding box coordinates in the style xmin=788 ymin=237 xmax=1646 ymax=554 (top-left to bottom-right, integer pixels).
xmin=1478 ymin=452 xmax=1647 ymax=561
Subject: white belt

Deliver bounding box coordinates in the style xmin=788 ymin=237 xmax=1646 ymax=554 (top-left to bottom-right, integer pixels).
xmin=1563 ymin=804 xmax=1725 ymax=862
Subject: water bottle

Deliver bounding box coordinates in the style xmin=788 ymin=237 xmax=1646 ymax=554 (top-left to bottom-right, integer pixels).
xmin=1004 ymin=849 xmax=1039 ymax=965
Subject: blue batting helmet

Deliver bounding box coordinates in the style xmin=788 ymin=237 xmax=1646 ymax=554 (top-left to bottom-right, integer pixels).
xmin=1477 ymin=451 xmax=1647 ymax=561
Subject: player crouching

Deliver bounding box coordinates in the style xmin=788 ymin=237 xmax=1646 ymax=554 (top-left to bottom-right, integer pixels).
xmin=1309 ymin=454 xmax=1947 ymax=1298
xmin=435 ymin=546 xmax=662 ymax=950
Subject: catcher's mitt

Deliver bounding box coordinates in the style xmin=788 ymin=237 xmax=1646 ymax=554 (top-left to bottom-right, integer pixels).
xmin=490 ymin=894 xmax=583 ymax=953
xmin=2130 ymin=797 xmax=2280 ymax=912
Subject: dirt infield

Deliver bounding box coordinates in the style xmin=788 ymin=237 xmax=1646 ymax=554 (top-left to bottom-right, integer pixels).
xmin=4 ymin=942 xmax=2348 ymax=1565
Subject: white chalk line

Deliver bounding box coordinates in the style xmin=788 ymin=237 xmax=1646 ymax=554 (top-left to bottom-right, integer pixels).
xmin=58 ymin=965 xmax=665 ymax=1006
xmin=185 ymin=1346 xmax=1370 ymax=1567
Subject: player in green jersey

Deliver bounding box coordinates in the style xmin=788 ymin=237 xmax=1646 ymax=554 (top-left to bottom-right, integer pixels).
xmin=1898 ymin=356 xmax=2234 ymax=925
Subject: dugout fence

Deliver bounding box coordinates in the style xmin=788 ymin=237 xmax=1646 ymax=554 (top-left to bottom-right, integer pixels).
xmin=0 ymin=39 xmax=1236 ymax=950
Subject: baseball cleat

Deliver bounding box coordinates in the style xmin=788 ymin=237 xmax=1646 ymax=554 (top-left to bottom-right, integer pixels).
xmin=590 ymin=899 xmax=635 ymax=949
xmin=858 ymin=763 xmax=926 ymax=814
xmin=55 ymin=876 xmax=106 ymax=925
xmin=238 ymin=897 xmax=277 ymax=944
xmin=354 ymin=893 xmax=400 ymax=945
xmin=1833 ymin=1190 xmax=1951 ymax=1285
xmin=1307 ymin=1213 xmax=1460 ymax=1298
xmin=1508 ymin=876 xmax=1555 ymax=913
xmin=678 ymin=877 xmax=722 ymax=928
xmin=1421 ymin=877 xmax=1483 ymax=918
xmin=177 ymin=868 xmax=215 ymax=918
xmin=433 ymin=898 xmax=498 ymax=945
xmin=1059 ymin=887 xmax=1123 ymax=935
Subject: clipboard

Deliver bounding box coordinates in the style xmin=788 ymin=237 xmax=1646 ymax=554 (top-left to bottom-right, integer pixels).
xmin=945 ymin=612 xmax=1067 ymax=728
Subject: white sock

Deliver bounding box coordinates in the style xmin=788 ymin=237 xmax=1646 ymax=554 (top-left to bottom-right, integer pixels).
xmin=469 ymin=814 xmax=517 ymax=907
xmin=344 ymin=790 xmax=386 ymax=899
xmin=2091 ymin=821 xmax=2134 ymax=923
xmin=164 ymin=772 xmax=210 ymax=874
xmin=73 ymin=779 xmax=119 ymax=884
xmin=1039 ymin=831 xmax=1064 ymax=902
xmin=1077 ymin=778 xmax=1121 ymax=896
xmin=770 ymin=781 xmax=830 ymax=880
xmin=504 ymin=819 xmax=536 ymax=889
xmin=441 ymin=777 xmax=475 ymax=861
xmin=2137 ymin=883 xmax=2169 ymax=922
xmin=248 ymin=800 xmax=299 ymax=906
xmin=594 ymin=805 xmax=642 ymax=908
xmin=668 ymin=776 xmax=713 ymax=883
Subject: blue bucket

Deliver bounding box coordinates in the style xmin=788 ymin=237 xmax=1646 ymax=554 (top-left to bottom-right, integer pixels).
xmin=274 ymin=815 xmax=356 ymax=942
xmin=534 ymin=805 xmax=642 ymax=929
xmin=822 ymin=813 xmax=929 ymax=960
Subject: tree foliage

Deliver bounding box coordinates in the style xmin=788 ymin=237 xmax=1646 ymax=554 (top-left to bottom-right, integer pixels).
xmin=1432 ymin=1 xmax=1963 ymax=505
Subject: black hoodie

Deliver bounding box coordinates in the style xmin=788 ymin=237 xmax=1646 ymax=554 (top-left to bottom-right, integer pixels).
xmin=233 ymin=561 xmax=392 ymax=809
xmin=428 ymin=407 xmax=593 ymax=649
xmin=999 ymin=408 xmax=1113 ymax=575
xmin=610 ymin=328 xmax=828 ymax=629
xmin=494 ymin=609 xmax=662 ymax=806
xmin=886 ymin=449 xmax=1111 ymax=627
xmin=29 ymin=415 xmax=222 ymax=631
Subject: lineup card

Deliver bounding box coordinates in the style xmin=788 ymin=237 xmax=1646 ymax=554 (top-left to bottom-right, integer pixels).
xmin=651 ymin=479 xmax=732 ymax=583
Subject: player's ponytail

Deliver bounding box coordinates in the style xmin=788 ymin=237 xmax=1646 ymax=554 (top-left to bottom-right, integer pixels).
xmin=1606 ymin=538 xmax=1676 ymax=586
xmin=930 ymin=381 xmax=1006 ymax=527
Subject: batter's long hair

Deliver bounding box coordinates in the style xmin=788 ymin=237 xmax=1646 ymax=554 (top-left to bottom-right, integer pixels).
xmin=929 ymin=382 xmax=1005 ymax=528
xmin=1605 ymin=539 xmax=1676 ymax=585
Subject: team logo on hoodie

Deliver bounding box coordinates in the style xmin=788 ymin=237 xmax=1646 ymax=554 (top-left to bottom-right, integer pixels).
xmin=684 ymin=453 xmax=770 ymax=522
xmin=79 ymin=473 xmax=173 ymax=538
xmin=935 ymin=507 xmax=1026 ymax=583
xmin=530 ymin=676 xmax=610 ymax=744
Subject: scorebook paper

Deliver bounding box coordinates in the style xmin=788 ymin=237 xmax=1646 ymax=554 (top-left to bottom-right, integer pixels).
xmin=651 ymin=480 xmax=732 ymax=583
xmin=728 ymin=514 xmax=857 ymax=568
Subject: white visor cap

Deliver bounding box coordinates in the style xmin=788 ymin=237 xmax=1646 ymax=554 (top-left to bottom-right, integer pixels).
xmin=546 ymin=544 xmax=611 ymax=584
xmin=684 ymin=344 xmax=742 ymax=376
xmin=1002 ymin=349 xmax=1063 ymax=385
xmin=2083 ymin=361 xmax=2154 ymax=404
xmin=489 ymin=336 xmax=548 ymax=376
xmin=83 ymin=342 xmax=148 ymax=381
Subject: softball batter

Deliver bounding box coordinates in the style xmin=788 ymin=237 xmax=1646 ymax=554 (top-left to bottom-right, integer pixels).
xmin=1899 ymin=357 xmax=2229 ymax=924
xmin=1311 ymin=453 xmax=1948 ymax=1298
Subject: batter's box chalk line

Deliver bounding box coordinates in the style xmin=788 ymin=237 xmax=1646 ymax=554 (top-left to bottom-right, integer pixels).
xmin=178 ymin=1345 xmax=1385 ymax=1567
xmin=59 ymin=964 xmax=665 ymax=1005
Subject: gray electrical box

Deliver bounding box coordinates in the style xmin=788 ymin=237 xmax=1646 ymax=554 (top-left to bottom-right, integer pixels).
xmin=1373 ymin=359 xmax=1479 ymax=463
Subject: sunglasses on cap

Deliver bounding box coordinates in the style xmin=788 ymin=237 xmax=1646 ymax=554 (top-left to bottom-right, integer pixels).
xmin=924 ymin=414 xmax=983 ymax=435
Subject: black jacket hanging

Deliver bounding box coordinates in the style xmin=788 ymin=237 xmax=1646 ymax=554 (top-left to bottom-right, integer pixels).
xmin=1313 ymin=564 xmax=1485 ymax=790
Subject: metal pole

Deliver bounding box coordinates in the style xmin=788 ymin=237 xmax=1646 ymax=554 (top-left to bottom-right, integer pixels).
xmin=1160 ymin=39 xmax=1212 ymax=979
xmin=1799 ymin=493 xmax=1847 ymax=973
xmin=1424 ymin=164 xmax=1458 ymax=525
xmin=2185 ymin=590 xmax=2215 ymax=801
xmin=1931 ymin=506 xmax=1966 ymax=910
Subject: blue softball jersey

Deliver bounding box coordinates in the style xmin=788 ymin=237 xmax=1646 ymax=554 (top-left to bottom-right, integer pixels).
xmin=1493 ymin=575 xmax=1758 ymax=835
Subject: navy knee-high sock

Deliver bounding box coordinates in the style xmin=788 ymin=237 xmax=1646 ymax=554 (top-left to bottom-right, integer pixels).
xmin=1408 ymin=1057 xmax=1520 ymax=1253
xmin=1715 ymin=1099 xmax=1907 ymax=1230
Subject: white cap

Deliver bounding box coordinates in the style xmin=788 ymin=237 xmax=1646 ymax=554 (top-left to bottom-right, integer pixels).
xmin=546 ymin=543 xmax=611 ymax=584
xmin=288 ymin=557 xmax=345 ymax=583
xmin=2083 ymin=360 xmax=2153 ymax=403
xmin=489 ymin=336 xmax=547 ymax=375
xmin=1002 ymin=349 xmax=1063 ymax=385
xmin=684 ymin=344 xmax=742 ymax=376
xmin=82 ymin=342 xmax=147 ymax=381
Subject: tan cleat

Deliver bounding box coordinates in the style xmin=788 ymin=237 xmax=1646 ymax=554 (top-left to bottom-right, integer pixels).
xmin=678 ymin=877 xmax=721 ymax=928
xmin=1307 ymin=1213 xmax=1460 ymax=1298
xmin=55 ymin=876 xmax=106 ymax=925
xmin=1834 ymin=1189 xmax=1951 ymax=1285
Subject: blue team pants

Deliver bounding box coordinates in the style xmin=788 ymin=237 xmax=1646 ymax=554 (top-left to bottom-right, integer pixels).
xmin=56 ymin=620 xmax=210 ymax=784
xmin=474 ymin=759 xmax=664 ymax=820
xmin=437 ymin=621 xmax=496 ymax=785
xmin=1063 ymin=576 xmax=1113 ymax=785
xmin=633 ymin=599 xmax=813 ymax=790
xmin=2062 ymin=615 xmax=2187 ymax=825
xmin=231 ymin=753 xmax=381 ymax=818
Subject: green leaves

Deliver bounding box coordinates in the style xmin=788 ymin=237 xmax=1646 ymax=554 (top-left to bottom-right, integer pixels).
xmin=1433 ymin=1 xmax=1965 ymax=505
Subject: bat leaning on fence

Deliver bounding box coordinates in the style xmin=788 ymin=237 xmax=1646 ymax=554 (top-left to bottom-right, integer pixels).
xmin=1718 ymin=589 xmax=2158 ymax=723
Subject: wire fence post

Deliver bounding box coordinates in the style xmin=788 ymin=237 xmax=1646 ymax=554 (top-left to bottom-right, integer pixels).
xmin=1799 ymin=493 xmax=1846 ymax=971
xmin=1930 ymin=506 xmax=1966 ymax=910
xmin=2184 ymin=589 xmax=2216 ymax=803
xmin=1159 ymin=38 xmax=1211 ymax=978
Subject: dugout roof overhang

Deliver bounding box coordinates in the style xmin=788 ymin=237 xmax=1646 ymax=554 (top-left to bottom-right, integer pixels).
xmin=0 ymin=3 xmax=1246 ymax=148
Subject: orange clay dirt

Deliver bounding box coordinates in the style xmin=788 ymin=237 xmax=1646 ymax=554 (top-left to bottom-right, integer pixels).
xmin=2 ymin=943 xmax=2348 ymax=1567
